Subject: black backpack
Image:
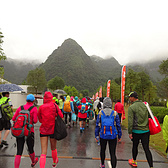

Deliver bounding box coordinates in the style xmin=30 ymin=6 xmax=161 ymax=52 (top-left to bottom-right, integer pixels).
xmin=73 ymin=101 xmax=78 ymax=114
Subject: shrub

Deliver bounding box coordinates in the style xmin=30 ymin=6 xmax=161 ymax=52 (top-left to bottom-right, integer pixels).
xmin=150 ymin=106 xmax=168 ymax=123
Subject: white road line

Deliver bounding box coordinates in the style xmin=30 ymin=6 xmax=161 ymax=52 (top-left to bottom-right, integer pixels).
xmin=107 ymin=161 xmax=112 ymax=168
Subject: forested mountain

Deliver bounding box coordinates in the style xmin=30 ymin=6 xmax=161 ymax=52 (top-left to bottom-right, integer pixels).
xmin=1 ymin=38 xmax=165 ymax=94
xmin=39 ymin=38 xmax=120 ymax=92
xmin=1 ymin=58 xmax=39 ymax=84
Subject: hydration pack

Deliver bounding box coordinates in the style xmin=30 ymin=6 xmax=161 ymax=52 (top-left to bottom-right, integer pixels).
xmin=11 ymin=105 xmax=34 ymax=138
xmin=100 ymin=110 xmax=117 ymax=139
xmin=80 ymin=104 xmax=86 ymax=114
xmin=63 ymin=101 xmax=71 ymax=112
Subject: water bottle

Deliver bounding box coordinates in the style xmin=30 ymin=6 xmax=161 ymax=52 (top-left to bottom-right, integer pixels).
xmin=96 ymin=136 xmax=100 ymax=145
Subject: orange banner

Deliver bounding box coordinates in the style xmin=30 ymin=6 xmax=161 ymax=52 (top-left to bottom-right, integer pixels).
xmin=106 ymin=80 xmax=111 ymax=97
xmin=95 ymin=92 xmax=98 ymax=99
xmin=121 ymin=65 xmax=126 ymax=105
xmin=99 ymin=86 xmax=102 ymax=98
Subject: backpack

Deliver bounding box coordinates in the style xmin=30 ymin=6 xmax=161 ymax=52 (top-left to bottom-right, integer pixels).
xmin=11 ymin=105 xmax=34 ymax=138
xmin=73 ymin=101 xmax=78 ymax=114
xmin=100 ymin=110 xmax=117 ymax=139
xmin=1 ymin=98 xmax=13 ymax=120
xmin=80 ymin=104 xmax=86 ymax=114
xmin=63 ymin=101 xmax=71 ymax=112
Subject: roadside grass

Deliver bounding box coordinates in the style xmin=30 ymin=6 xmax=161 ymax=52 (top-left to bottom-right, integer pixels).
xmin=121 ymin=105 xmax=167 ymax=158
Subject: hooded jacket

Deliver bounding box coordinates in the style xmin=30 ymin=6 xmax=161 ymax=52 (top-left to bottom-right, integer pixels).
xmin=78 ymin=98 xmax=88 ymax=118
xmin=95 ymin=97 xmax=122 ymax=139
xmin=163 ymin=115 xmax=168 ymax=146
xmin=38 ymin=91 xmax=63 ymax=135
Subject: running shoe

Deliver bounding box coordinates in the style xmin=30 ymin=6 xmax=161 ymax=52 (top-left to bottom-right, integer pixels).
xmin=1 ymin=140 xmax=8 ymax=147
xmin=31 ymin=157 xmax=39 ymax=167
xmin=100 ymin=163 xmax=105 ymax=168
xmin=0 ymin=143 xmax=3 ymax=148
xmin=52 ymin=158 xmax=59 ymax=168
xmin=128 ymin=158 xmax=137 ymax=167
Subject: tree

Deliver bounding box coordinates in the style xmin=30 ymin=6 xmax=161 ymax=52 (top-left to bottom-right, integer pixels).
xmin=158 ymin=59 xmax=168 ymax=99
xmin=125 ymin=68 xmax=138 ymax=94
xmin=27 ymin=68 xmax=47 ymax=94
xmin=47 ymin=76 xmax=65 ymax=91
xmin=135 ymin=71 xmax=151 ymax=101
xmin=159 ymin=59 xmax=168 ymax=77
xmin=64 ymin=85 xmax=78 ymax=97
xmin=110 ymin=80 xmax=120 ymax=102
xmin=0 ymin=31 xmax=6 ymax=79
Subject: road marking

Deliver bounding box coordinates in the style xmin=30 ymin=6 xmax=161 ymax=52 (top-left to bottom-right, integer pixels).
xmin=107 ymin=161 xmax=112 ymax=168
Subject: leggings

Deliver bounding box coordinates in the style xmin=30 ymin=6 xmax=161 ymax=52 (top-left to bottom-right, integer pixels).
xmin=132 ymin=132 xmax=153 ymax=167
xmin=64 ymin=113 xmax=71 ymax=124
xmin=100 ymin=138 xmax=117 ymax=168
xmin=16 ymin=132 xmax=35 ymax=155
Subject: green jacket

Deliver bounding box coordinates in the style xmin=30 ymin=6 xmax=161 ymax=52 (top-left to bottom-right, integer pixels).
xmin=128 ymin=100 xmax=149 ymax=134
xmin=163 ymin=115 xmax=168 ymax=145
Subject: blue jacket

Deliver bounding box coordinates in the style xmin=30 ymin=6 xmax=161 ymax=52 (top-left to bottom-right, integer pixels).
xmin=95 ymin=97 xmax=122 ymax=139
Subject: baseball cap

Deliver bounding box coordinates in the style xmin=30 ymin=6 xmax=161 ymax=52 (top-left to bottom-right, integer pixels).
xmin=26 ymin=94 xmax=35 ymax=101
xmin=128 ymin=91 xmax=138 ymax=98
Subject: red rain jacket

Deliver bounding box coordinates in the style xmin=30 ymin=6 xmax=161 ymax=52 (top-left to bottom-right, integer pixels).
xmin=38 ymin=91 xmax=63 ymax=135
xmin=78 ymin=98 xmax=88 ymax=119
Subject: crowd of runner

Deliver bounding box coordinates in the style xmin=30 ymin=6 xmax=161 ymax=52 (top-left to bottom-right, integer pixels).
xmin=0 ymin=91 xmax=168 ymax=168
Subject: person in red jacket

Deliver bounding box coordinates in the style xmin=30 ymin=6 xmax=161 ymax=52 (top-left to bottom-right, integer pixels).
xmin=12 ymin=94 xmax=38 ymax=168
xmin=78 ymin=97 xmax=88 ymax=133
xmin=38 ymin=91 xmax=63 ymax=168
xmin=114 ymin=99 xmax=125 ymax=123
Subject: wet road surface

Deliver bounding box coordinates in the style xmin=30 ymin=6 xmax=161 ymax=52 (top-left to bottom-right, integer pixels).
xmin=0 ymin=120 xmax=168 ymax=168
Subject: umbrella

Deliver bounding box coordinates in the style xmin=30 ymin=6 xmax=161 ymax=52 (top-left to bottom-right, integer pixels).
xmin=53 ymin=89 xmax=67 ymax=95
xmin=0 ymin=84 xmax=23 ymax=92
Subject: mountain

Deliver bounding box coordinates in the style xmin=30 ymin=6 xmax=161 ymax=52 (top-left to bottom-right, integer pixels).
xmin=1 ymin=58 xmax=40 ymax=84
xmin=39 ymin=38 xmax=117 ymax=93
xmin=1 ymin=38 xmax=165 ymax=94
xmin=127 ymin=60 xmax=164 ymax=84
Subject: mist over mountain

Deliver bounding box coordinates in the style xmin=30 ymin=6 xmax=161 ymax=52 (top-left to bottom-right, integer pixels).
xmin=1 ymin=58 xmax=40 ymax=84
xmin=1 ymin=38 xmax=165 ymax=93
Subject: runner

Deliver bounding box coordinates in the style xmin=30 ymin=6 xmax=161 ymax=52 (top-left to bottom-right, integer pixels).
xmin=38 ymin=91 xmax=63 ymax=168
xmin=95 ymin=97 xmax=122 ymax=168
xmin=128 ymin=91 xmax=153 ymax=168
xmin=12 ymin=94 xmax=38 ymax=168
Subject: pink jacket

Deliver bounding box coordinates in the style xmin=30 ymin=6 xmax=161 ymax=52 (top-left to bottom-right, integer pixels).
xmin=38 ymin=91 xmax=63 ymax=135
xmin=12 ymin=102 xmax=38 ymax=133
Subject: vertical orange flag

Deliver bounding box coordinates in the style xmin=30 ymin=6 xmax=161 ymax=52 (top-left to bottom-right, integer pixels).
xmin=121 ymin=65 xmax=126 ymax=105
xmin=99 ymin=86 xmax=102 ymax=98
xmin=106 ymin=80 xmax=111 ymax=97
xmin=95 ymin=92 xmax=98 ymax=99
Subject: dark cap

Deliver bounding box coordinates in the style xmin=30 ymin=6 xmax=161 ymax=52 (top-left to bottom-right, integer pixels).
xmin=128 ymin=91 xmax=138 ymax=98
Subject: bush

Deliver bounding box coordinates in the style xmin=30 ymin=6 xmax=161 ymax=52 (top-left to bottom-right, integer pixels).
xmin=150 ymin=106 xmax=168 ymax=123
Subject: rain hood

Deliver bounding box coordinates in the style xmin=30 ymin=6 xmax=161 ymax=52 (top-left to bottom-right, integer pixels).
xmin=102 ymin=97 xmax=113 ymax=116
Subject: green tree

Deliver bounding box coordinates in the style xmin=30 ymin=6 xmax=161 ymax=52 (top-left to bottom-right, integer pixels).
xmin=0 ymin=31 xmax=6 ymax=79
xmin=125 ymin=68 xmax=138 ymax=94
xmin=27 ymin=68 xmax=47 ymax=94
xmin=110 ymin=80 xmax=120 ymax=102
xmin=80 ymin=89 xmax=89 ymax=97
xmin=135 ymin=71 xmax=151 ymax=101
xmin=47 ymin=76 xmax=65 ymax=91
xmin=158 ymin=59 xmax=168 ymax=99
xmin=64 ymin=85 xmax=78 ymax=97
xmin=144 ymin=81 xmax=157 ymax=104
xmin=159 ymin=59 xmax=168 ymax=77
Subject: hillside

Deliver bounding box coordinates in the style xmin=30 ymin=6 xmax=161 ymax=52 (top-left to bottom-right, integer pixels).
xmin=0 ymin=38 xmax=165 ymax=94
xmin=39 ymin=39 xmax=108 ymax=92
xmin=1 ymin=58 xmax=40 ymax=84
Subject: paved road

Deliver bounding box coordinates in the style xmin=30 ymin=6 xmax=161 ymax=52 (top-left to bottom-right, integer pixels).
xmin=0 ymin=120 xmax=168 ymax=168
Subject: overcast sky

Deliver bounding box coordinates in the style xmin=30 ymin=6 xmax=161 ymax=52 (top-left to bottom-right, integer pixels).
xmin=1 ymin=0 xmax=168 ymax=65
